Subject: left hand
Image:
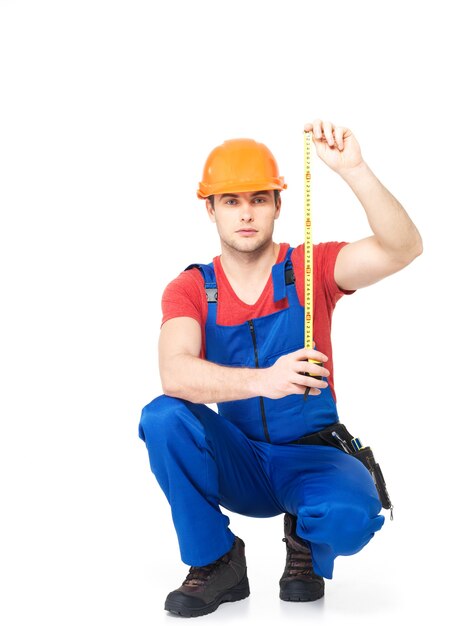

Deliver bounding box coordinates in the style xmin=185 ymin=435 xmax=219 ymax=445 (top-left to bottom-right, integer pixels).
xmin=304 ymin=119 xmax=364 ymax=176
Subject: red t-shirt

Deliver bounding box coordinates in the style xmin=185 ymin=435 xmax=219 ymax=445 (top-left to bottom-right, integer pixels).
xmin=161 ymin=241 xmax=356 ymax=403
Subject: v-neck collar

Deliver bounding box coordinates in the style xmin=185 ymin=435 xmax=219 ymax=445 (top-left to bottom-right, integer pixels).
xmin=213 ymin=243 xmax=289 ymax=308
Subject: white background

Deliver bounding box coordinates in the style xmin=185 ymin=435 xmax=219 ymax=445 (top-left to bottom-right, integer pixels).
xmin=1 ymin=1 xmax=470 ymax=624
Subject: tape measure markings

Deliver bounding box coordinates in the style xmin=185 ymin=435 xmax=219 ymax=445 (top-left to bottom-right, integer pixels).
xmin=304 ymin=130 xmax=322 ymax=381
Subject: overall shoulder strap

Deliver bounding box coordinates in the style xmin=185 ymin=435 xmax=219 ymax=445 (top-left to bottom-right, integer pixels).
xmin=271 ymin=246 xmax=295 ymax=302
xmin=184 ymin=262 xmax=217 ymax=324
xmin=185 ymin=262 xmax=217 ymax=302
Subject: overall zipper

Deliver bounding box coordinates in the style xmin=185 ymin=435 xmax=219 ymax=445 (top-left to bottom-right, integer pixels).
xmin=248 ymin=319 xmax=271 ymax=443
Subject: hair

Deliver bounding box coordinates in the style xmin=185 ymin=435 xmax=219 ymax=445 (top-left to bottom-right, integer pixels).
xmin=207 ymin=189 xmax=280 ymax=209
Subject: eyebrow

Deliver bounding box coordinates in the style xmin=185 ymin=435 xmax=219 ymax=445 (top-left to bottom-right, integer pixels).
xmin=220 ymin=191 xmax=271 ymax=200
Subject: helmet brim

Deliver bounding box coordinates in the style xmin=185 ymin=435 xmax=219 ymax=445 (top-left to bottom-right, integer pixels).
xmin=197 ymin=178 xmax=287 ymax=199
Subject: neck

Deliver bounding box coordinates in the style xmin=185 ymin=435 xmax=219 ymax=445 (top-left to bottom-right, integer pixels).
xmin=219 ymin=240 xmax=280 ymax=283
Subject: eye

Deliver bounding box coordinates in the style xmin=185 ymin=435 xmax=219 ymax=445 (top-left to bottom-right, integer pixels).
xmin=253 ymin=196 xmax=267 ymax=204
xmin=225 ymin=199 xmax=238 ymax=206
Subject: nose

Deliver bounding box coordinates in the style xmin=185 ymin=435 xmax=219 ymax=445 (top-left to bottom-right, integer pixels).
xmin=239 ymin=200 xmax=254 ymax=222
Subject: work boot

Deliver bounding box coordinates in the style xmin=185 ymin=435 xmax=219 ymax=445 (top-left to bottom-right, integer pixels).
xmin=279 ymin=513 xmax=325 ymax=602
xmin=164 ymin=536 xmax=250 ymax=617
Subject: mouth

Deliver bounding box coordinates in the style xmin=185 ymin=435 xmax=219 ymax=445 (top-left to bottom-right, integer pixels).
xmin=236 ymin=229 xmax=258 ymax=236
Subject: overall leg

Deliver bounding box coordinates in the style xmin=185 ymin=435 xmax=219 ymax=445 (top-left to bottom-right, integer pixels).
xmin=139 ymin=395 xmax=283 ymax=567
xmin=270 ymin=443 xmax=385 ymax=580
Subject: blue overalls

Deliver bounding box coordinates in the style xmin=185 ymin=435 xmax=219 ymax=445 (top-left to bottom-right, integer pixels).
xmin=139 ymin=247 xmax=385 ymax=579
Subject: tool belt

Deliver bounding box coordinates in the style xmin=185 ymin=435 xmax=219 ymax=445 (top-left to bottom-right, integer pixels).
xmin=289 ymin=422 xmax=394 ymax=520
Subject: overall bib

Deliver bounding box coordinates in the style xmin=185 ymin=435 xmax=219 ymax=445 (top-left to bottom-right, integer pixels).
xmin=139 ymin=247 xmax=385 ymax=578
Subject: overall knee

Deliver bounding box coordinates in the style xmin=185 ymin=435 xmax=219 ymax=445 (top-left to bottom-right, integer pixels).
xmin=327 ymin=499 xmax=385 ymax=555
xmin=298 ymin=495 xmax=385 ymax=557
xmin=139 ymin=394 xmax=188 ymax=444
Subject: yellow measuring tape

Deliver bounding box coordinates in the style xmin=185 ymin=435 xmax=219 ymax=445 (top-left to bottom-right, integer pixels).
xmin=304 ymin=130 xmax=322 ymax=398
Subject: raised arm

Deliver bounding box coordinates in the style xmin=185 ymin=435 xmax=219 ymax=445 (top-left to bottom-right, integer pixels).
xmin=333 ymin=162 xmax=423 ymax=291
xmin=305 ymin=119 xmax=423 ymax=291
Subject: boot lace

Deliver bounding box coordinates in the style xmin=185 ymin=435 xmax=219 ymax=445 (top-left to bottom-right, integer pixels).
xmin=182 ymin=552 xmax=231 ymax=587
xmin=282 ymin=537 xmax=314 ymax=577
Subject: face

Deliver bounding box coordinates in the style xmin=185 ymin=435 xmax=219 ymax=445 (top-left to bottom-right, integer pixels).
xmin=205 ymin=190 xmax=281 ymax=254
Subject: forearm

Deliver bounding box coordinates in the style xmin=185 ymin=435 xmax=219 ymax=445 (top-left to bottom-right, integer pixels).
xmin=341 ymin=161 xmax=423 ymax=261
xmin=161 ymin=354 xmax=266 ymax=404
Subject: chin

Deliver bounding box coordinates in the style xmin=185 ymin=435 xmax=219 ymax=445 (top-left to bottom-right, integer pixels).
xmin=228 ymin=236 xmax=267 ymax=253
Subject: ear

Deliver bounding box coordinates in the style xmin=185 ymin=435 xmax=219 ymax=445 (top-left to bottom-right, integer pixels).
xmin=274 ymin=195 xmax=281 ymax=219
xmin=205 ymin=199 xmax=216 ymax=223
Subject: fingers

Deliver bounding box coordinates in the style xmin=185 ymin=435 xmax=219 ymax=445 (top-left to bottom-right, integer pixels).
xmin=293 ymin=372 xmax=328 ymax=390
xmin=321 ymin=120 xmax=334 ymax=146
xmin=293 ymin=347 xmax=328 ymax=363
xmin=334 ymin=125 xmax=345 ymax=151
xmin=290 ymin=347 xmax=330 ymax=392
xmin=293 ymin=383 xmax=322 ymax=396
xmin=300 ymin=360 xmax=330 ymax=378
xmin=276 ymin=347 xmax=331 ymax=397
xmin=306 ymin=119 xmax=346 ymax=150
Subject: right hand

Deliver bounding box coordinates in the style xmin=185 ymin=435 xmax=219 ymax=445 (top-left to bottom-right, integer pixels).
xmin=261 ymin=347 xmax=330 ymax=400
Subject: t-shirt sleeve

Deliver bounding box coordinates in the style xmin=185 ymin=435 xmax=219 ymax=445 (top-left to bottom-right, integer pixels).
xmin=317 ymin=241 xmax=357 ymax=305
xmin=160 ymin=268 xmax=206 ymax=329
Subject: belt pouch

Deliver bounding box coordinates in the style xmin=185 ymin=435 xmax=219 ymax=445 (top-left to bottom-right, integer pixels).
xmin=352 ymin=446 xmax=393 ymax=513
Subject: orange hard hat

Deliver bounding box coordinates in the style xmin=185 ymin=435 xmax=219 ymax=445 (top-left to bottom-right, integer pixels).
xmin=197 ymin=138 xmax=287 ymax=199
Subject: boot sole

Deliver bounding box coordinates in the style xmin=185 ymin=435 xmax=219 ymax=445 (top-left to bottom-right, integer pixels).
xmin=279 ymin=580 xmax=325 ymax=602
xmin=164 ymin=572 xmax=250 ymax=617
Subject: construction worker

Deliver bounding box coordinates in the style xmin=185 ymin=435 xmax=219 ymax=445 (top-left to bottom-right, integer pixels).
xmin=138 ymin=119 xmax=423 ymax=618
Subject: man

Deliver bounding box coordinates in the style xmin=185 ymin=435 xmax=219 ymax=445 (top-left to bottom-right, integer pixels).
xmin=139 ymin=119 xmax=423 ymax=618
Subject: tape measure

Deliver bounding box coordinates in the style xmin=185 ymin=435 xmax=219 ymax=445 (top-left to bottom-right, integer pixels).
xmin=304 ymin=130 xmax=322 ymax=399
